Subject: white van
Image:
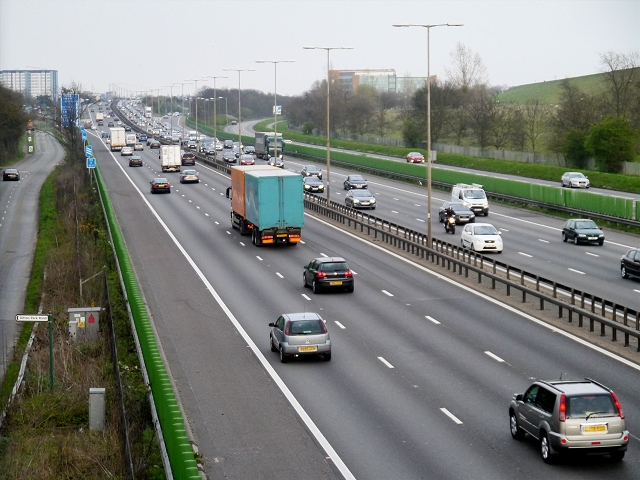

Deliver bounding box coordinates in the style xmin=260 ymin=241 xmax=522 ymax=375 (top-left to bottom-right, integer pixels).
xmin=451 ymin=183 xmax=489 ymax=216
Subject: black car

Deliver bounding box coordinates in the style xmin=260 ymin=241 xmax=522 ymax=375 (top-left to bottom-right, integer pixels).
xmin=301 ymin=165 xmax=322 ymax=179
xmin=150 ymin=177 xmax=171 ymax=194
xmin=621 ymin=248 xmax=640 ymax=280
xmin=223 ymin=151 xmax=237 ymax=163
xmin=303 ymin=176 xmax=324 ymax=192
xmin=562 ymin=219 xmax=604 ymax=245
xmin=181 ymin=151 xmax=196 ymax=166
xmin=128 ymin=155 xmax=143 ymax=167
xmin=343 ymin=174 xmax=368 ymax=190
xmin=2 ymin=168 xmax=20 ymax=181
xmin=149 ymin=139 xmax=161 ymax=149
xmin=223 ymin=139 xmax=234 ymax=149
xmin=303 ymin=257 xmax=354 ymax=293
xmin=124 ymin=126 xmax=132 ymax=132
xmin=107 ymin=122 xmax=114 ymax=127
xmin=438 ymin=201 xmax=476 ymax=224
xmin=244 ymin=145 xmax=256 ymax=155
xmin=101 ymin=132 xmax=109 ymax=138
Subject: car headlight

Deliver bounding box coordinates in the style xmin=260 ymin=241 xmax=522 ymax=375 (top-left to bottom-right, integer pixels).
xmin=370 ymin=198 xmax=376 ymax=203
xmin=578 ymin=234 xmax=586 ymax=237
xmin=482 ymin=202 xmax=488 ymax=207
xmin=353 ymin=199 xmax=360 ymax=203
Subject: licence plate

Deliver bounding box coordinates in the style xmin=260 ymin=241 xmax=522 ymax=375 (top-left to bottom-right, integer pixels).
xmin=588 ymin=237 xmax=597 ymax=240
xmin=583 ymin=424 xmax=607 ymax=433
xmin=330 ymin=281 xmax=343 ymax=286
xmin=299 ymin=346 xmax=317 ymax=352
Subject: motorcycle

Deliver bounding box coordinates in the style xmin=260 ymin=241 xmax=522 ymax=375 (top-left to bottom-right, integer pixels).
xmin=444 ymin=214 xmax=456 ymax=234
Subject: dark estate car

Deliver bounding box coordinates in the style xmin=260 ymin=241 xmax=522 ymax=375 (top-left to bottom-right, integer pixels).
xmin=303 ymin=257 xmax=354 ymax=293
xmin=223 ymin=139 xmax=234 ymax=149
xmin=621 ymin=248 xmax=640 ymax=280
xmin=301 ymin=165 xmax=322 ymax=179
xmin=101 ymin=132 xmax=109 ymax=138
xmin=3 ymin=168 xmax=20 ymax=181
xmin=181 ymin=151 xmax=196 ymax=166
xmin=562 ymin=219 xmax=604 ymax=245
xmin=343 ymin=174 xmax=368 ymax=190
xmin=244 ymin=145 xmax=256 ymax=155
xmin=148 ymin=139 xmax=161 ymax=149
xmin=223 ymin=151 xmax=237 ymax=163
xmin=438 ymin=201 xmax=476 ymax=224
xmin=303 ymin=176 xmax=324 ymax=193
xmin=150 ymin=177 xmax=171 ymax=194
xmin=128 ymin=155 xmax=143 ymax=167
xmin=269 ymin=312 xmax=331 ymax=363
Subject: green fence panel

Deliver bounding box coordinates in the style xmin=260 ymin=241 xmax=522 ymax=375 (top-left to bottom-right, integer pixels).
xmin=564 ymin=189 xmax=635 ymax=219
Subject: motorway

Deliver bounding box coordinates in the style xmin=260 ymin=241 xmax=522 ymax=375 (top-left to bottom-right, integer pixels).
xmin=0 ymin=132 xmax=64 ymax=383
xmin=88 ymin=109 xmax=640 ymax=479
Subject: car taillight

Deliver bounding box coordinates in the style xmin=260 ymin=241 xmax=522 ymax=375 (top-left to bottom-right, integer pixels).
xmin=611 ymin=391 xmax=625 ymax=419
xmin=559 ymin=394 xmax=566 ymax=422
xmin=345 ymin=270 xmax=353 ymax=277
xmin=321 ymin=321 xmax=328 ymax=334
xmin=316 ymin=272 xmax=326 ymax=279
xmin=284 ymin=321 xmax=290 ymax=335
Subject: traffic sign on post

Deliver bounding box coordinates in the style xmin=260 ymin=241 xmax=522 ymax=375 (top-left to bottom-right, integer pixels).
xmin=85 ymin=145 xmax=93 ymax=157
xmin=87 ymin=156 xmax=96 ymax=169
xmin=16 ymin=314 xmax=49 ymax=322
xmin=82 ymin=131 xmax=87 ymax=141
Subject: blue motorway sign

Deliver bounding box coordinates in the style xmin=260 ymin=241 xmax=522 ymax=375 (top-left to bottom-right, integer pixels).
xmin=85 ymin=145 xmax=92 ymax=157
xmin=61 ymin=94 xmax=80 ymax=127
xmin=82 ymin=131 xmax=87 ymax=141
xmin=86 ymin=156 xmax=96 ymax=169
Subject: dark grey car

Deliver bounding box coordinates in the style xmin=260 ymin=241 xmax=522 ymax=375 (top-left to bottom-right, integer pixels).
xmin=345 ymin=189 xmax=376 ymax=209
xmin=303 ymin=257 xmax=354 ymax=293
xmin=343 ymin=174 xmax=368 ymax=190
xmin=438 ymin=201 xmax=475 ymax=224
xmin=562 ymin=219 xmax=604 ymax=245
xmin=269 ymin=312 xmax=331 ymax=363
xmin=621 ymin=248 xmax=640 ymax=279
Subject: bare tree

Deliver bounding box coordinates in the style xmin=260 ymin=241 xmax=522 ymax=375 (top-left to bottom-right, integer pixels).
xmin=345 ymin=85 xmax=378 ymax=136
xmin=599 ymin=51 xmax=640 ymax=118
xmin=373 ymin=91 xmax=400 ymax=137
xmin=445 ymin=42 xmax=489 ymax=92
xmin=522 ymin=99 xmax=550 ymax=153
xmin=468 ymin=90 xmax=495 ymax=149
xmin=490 ymin=102 xmax=513 ymax=150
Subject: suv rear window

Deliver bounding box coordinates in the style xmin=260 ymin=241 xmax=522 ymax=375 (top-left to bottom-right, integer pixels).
xmin=288 ymin=320 xmax=325 ymax=335
xmin=567 ymin=394 xmax=616 ymax=418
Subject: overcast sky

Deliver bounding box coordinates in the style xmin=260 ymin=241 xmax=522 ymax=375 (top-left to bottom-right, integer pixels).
xmin=1 ymin=0 xmax=638 ymax=98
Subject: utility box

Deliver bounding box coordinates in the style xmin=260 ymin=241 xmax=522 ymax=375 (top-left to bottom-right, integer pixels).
xmin=89 ymin=387 xmax=106 ymax=431
xmin=67 ymin=307 xmax=101 ymax=342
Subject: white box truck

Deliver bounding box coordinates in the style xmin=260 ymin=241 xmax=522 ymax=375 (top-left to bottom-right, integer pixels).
xmin=159 ymin=145 xmax=181 ymax=172
xmin=109 ymin=127 xmax=126 ymax=151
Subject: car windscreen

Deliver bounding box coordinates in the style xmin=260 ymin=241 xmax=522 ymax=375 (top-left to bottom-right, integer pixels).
xmin=473 ymin=226 xmax=498 ymax=235
xmin=451 ymin=205 xmax=471 ymax=212
xmin=351 ymin=190 xmax=371 ymax=197
xmin=464 ymin=189 xmax=486 ymax=199
xmin=288 ymin=320 xmax=325 ymax=335
xmin=566 ymin=394 xmax=616 ymax=418
xmin=576 ymin=220 xmax=598 ymax=229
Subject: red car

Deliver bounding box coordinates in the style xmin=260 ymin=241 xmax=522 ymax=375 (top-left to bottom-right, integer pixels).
xmin=406 ymin=151 xmax=425 ymax=163
xmin=239 ymin=154 xmax=255 ymax=165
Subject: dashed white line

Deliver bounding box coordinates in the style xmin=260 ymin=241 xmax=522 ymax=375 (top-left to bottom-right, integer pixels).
xmin=416 ymin=218 xmax=425 ymax=223
xmin=538 ymin=239 xmax=550 ymax=243
xmin=484 ymin=351 xmax=505 ymax=362
xmin=215 ymin=221 xmax=220 ymax=225
xmin=501 ymin=228 xmax=509 ymax=232
xmin=393 ymin=197 xmax=399 ymax=200
xmin=320 ymin=253 xmax=329 ymax=257
xmin=276 ymin=272 xmax=284 ymax=278
xmin=391 ymin=210 xmax=399 ymax=214
xmin=239 ymin=242 xmax=245 ymax=247
xmin=226 ymin=230 xmax=231 ymax=234
xmin=334 ymin=321 xmax=346 ymax=329
xmin=440 ymin=408 xmax=463 ymax=425
xmin=196 ymin=206 xmax=200 ymax=209
xmin=256 ymin=256 xmax=263 ymax=261
xmin=205 ymin=213 xmax=209 ymax=216
xmin=634 ymin=290 xmax=640 ymax=294
xmin=425 ymin=316 xmax=441 ymax=325
xmin=585 ymin=252 xmax=599 ymax=257
xmin=378 ymin=357 xmax=394 ymax=368
xmin=382 ymin=290 xmax=394 ymax=297
xmin=518 ymin=252 xmax=532 ymax=258
xmin=568 ymin=268 xmax=585 ymax=275
xmin=302 ymin=294 xmax=311 ymax=301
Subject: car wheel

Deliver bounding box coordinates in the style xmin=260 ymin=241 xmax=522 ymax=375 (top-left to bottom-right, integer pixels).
xmin=621 ymin=266 xmax=629 ymax=279
xmin=460 ymin=240 xmax=465 ymax=249
xmin=270 ymin=335 xmax=277 ymax=352
xmin=510 ymin=411 xmax=525 ymax=440
xmin=324 ymin=352 xmax=332 ymax=361
xmin=562 ymin=233 xmax=567 ymax=242
xmin=573 ymin=236 xmax=579 ymax=245
xmin=347 ymin=285 xmax=354 ymax=293
xmin=561 ymin=182 xmax=565 ymax=187
xmin=541 ymin=433 xmax=555 ymax=464
xmin=279 ymin=346 xmax=288 ymax=363
xmin=598 ymin=239 xmax=604 ymax=246
xmin=610 ymin=451 xmax=625 ymax=462
xmin=470 ymin=243 xmax=476 ymax=252
xmin=303 ymin=273 xmax=309 ymax=288
xmin=312 ymin=280 xmax=320 ymax=294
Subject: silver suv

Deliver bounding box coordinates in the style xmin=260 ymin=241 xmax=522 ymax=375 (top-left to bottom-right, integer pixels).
xmin=509 ymin=378 xmax=628 ymax=463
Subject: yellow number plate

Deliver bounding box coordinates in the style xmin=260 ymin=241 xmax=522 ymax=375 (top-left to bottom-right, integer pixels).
xmin=330 ymin=281 xmax=343 ymax=286
xmin=583 ymin=424 xmax=607 ymax=433
xmin=298 ymin=346 xmax=317 ymax=352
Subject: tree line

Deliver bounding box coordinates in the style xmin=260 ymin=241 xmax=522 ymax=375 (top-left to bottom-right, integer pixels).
xmin=0 ymin=85 xmax=30 ymax=165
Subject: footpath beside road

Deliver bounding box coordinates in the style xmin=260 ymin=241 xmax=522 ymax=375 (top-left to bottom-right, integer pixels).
xmin=0 ymin=132 xmax=64 ymax=384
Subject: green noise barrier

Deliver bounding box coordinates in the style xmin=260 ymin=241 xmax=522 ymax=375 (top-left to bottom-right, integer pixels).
xmin=94 ymin=166 xmax=201 ymax=479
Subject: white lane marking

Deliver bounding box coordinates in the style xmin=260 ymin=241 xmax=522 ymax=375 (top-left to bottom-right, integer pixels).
xmin=393 ymin=197 xmax=399 ymax=200
xmin=568 ymin=268 xmax=585 ymax=275
xmin=196 ymin=206 xmax=200 ymax=209
xmin=414 ymin=204 xmax=421 ymax=207
xmin=320 ymin=253 xmax=328 ymax=257
xmin=440 ymin=408 xmax=463 ymax=425
xmin=378 ymin=357 xmax=394 ymax=368
xmin=256 ymin=256 xmax=263 ymax=261
xmin=382 ymin=290 xmax=394 ymax=297
xmin=215 ymin=221 xmax=219 ymax=225
xmin=538 ymin=239 xmax=550 ymax=243
xmin=300 ymin=240 xmax=305 ymax=244
xmin=485 ymin=351 xmax=505 ymax=362
xmin=239 ymin=242 xmax=245 ymax=247
xmin=308 ymin=213 xmax=640 ymax=373
xmin=351 ymin=270 xmax=358 ymax=275
xmin=501 ymin=228 xmax=509 ymax=232
xmin=519 ymin=252 xmax=533 ymax=258
xmin=205 ymin=213 xmax=209 ymax=216
xmin=634 ymin=290 xmax=640 ymax=294
xmin=302 ymin=294 xmax=311 ymax=301
xmin=585 ymin=252 xmax=599 ymax=257
xmin=416 ymin=218 xmax=425 ymax=222
xmin=335 ymin=321 xmax=346 ymax=329
xmin=189 ymin=199 xmax=193 ymax=203
xmin=425 ymin=316 xmax=441 ymax=325
xmin=391 ymin=210 xmax=399 ymax=214
xmin=276 ymin=272 xmax=284 ymax=278
xmin=226 ymin=230 xmax=231 ymax=234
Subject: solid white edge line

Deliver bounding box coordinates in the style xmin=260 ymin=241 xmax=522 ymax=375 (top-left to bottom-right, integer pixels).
xmin=378 ymin=357 xmax=394 ymax=368
xmin=306 ymin=213 xmax=640 ymax=373
xmin=440 ymin=408 xmax=463 ymax=425
xmin=484 ymin=351 xmax=505 ymax=363
xmin=425 ymin=316 xmax=441 ymax=325
xmin=105 ymin=150 xmax=356 ymax=480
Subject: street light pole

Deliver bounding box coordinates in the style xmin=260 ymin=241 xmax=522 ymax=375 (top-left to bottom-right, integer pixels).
xmin=223 ymin=69 xmax=255 ymax=151
xmin=303 ymin=46 xmax=353 ymax=203
xmin=174 ymin=81 xmax=192 ymax=143
xmin=256 ymin=60 xmax=295 ymax=159
xmin=163 ymin=85 xmax=175 ymax=136
xmin=219 ymin=96 xmax=228 ymax=126
xmin=392 ymin=23 xmax=463 ymax=247
xmin=203 ymin=75 xmax=228 ymax=144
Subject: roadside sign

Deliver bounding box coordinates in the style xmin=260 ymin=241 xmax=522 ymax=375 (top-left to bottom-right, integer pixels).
xmin=16 ymin=314 xmax=49 ymax=322
xmin=80 ymin=126 xmax=85 ymax=132
xmin=85 ymin=145 xmax=93 ymax=157
xmin=273 ymin=105 xmax=282 ymax=115
xmin=82 ymin=131 xmax=87 ymax=141
xmin=87 ymin=156 xmax=96 ymax=169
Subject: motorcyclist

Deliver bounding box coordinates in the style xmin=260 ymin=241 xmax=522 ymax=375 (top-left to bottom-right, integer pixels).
xmin=444 ymin=206 xmax=457 ymax=233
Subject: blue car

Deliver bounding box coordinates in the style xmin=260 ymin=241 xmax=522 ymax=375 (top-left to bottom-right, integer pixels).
xmin=101 ymin=132 xmax=109 ymax=138
xmin=139 ymin=134 xmax=147 ymax=142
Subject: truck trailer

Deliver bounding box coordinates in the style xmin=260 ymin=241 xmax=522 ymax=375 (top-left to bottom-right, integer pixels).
xmin=159 ymin=145 xmax=181 ymax=172
xmin=109 ymin=127 xmax=126 ymax=151
xmin=96 ymin=112 xmax=104 ymax=125
xmin=254 ymin=132 xmax=283 ymax=160
xmin=226 ymin=165 xmax=303 ymax=246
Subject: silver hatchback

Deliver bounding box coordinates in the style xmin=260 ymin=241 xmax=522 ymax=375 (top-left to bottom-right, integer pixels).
xmin=269 ymin=313 xmax=331 ymax=363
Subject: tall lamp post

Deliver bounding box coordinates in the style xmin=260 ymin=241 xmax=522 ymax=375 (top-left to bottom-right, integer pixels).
xmin=203 ymin=75 xmax=228 ymax=143
xmin=174 ymin=81 xmax=192 ymax=142
xmin=219 ymin=96 xmax=228 ymax=126
xmin=223 ymin=69 xmax=255 ymax=151
xmin=303 ymin=46 xmax=353 ymax=202
xmin=162 ymin=85 xmax=175 ymax=134
xmin=392 ymin=23 xmax=463 ymax=246
xmin=185 ymin=79 xmax=202 ymax=139
xmin=256 ymin=60 xmax=295 ymax=159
